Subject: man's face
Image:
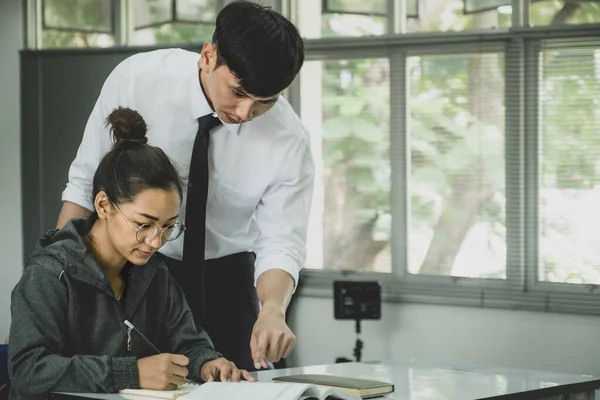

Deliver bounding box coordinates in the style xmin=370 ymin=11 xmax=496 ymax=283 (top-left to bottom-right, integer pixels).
xmin=199 ymin=43 xmax=280 ymax=124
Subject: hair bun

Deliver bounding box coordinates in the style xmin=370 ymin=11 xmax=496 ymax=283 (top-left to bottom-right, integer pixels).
xmin=106 ymin=107 xmax=148 ymax=146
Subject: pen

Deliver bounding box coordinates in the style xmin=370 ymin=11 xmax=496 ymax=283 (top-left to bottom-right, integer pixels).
xmin=124 ymin=320 xmax=196 ymax=386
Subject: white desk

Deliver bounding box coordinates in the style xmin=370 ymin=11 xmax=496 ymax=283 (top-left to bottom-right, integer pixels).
xmin=51 ymin=359 xmax=600 ymax=400
xmin=258 ymin=359 xmax=599 ymax=400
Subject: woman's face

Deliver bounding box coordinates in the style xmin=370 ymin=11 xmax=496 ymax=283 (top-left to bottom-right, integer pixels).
xmin=104 ymin=188 xmax=181 ymax=265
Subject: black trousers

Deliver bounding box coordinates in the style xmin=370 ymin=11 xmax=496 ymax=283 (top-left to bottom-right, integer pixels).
xmin=159 ymin=252 xmax=260 ymax=371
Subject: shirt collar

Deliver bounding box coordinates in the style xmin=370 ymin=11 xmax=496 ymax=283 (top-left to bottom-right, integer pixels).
xmin=190 ymin=59 xmax=241 ymax=134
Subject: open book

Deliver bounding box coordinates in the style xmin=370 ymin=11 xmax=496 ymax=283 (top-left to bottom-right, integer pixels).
xmin=273 ymin=374 xmax=394 ymax=398
xmin=121 ymin=382 xmax=361 ymax=400
xmin=180 ymin=381 xmax=361 ymax=400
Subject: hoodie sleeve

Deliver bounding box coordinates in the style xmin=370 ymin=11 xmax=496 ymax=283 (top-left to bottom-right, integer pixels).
xmin=9 ymin=264 xmax=139 ymax=395
xmin=159 ymin=273 xmax=222 ymax=383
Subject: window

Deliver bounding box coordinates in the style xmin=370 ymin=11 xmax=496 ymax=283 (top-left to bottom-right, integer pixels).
xmin=292 ymin=0 xmax=511 ymax=38
xmin=302 ymin=59 xmax=392 ymax=273
xmin=130 ymin=0 xmax=217 ymax=46
xmin=407 ymin=0 xmax=511 ymax=33
xmin=41 ymin=0 xmax=115 ymax=48
xmin=538 ymin=41 xmax=600 ymax=284
xmin=35 ymin=0 xmax=218 ymax=48
xmin=131 ymin=22 xmax=214 ymax=46
xmin=294 ymin=0 xmax=388 ymax=39
xmin=408 ymin=52 xmax=506 ymax=278
xmin=530 ymin=0 xmax=600 ymax=26
xmin=323 ymin=0 xmax=388 ymax=15
xmin=296 ymin=2 xmax=600 ymax=315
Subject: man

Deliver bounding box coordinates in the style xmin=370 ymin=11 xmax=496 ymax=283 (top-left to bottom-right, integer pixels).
xmin=56 ymin=1 xmax=313 ymax=372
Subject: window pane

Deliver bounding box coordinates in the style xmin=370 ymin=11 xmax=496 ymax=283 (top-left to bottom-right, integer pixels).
xmin=131 ymin=22 xmax=213 ymax=45
xmin=538 ymin=43 xmax=600 ymax=284
xmin=295 ymin=1 xmax=387 ymax=39
xmin=530 ymin=0 xmax=600 ymax=26
xmin=407 ymin=0 xmax=511 ymax=33
xmin=322 ymin=14 xmax=387 ymax=37
xmin=408 ymin=53 xmax=506 ymax=278
xmin=134 ymin=0 xmax=172 ymax=29
xmin=325 ymin=0 xmax=387 ymax=15
xmin=465 ymin=0 xmax=509 ymax=13
xmin=41 ymin=31 xmax=115 ymax=48
xmin=43 ymin=0 xmax=112 ymax=33
xmin=176 ymin=0 xmax=218 ymax=23
xmin=325 ymin=0 xmax=418 ymax=18
xmin=302 ymin=59 xmax=391 ymax=272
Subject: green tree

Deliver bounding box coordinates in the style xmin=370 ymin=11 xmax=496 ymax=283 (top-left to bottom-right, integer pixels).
xmin=320 ymin=58 xmax=391 ymax=270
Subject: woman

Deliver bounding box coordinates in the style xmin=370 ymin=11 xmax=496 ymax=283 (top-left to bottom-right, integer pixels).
xmin=9 ymin=108 xmax=254 ymax=400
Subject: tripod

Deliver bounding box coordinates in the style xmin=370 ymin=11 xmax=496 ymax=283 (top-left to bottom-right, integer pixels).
xmin=353 ymin=319 xmax=363 ymax=362
xmin=335 ymin=319 xmax=364 ymax=363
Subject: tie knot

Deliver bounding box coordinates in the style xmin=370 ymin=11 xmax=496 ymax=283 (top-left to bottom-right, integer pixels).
xmin=198 ymin=114 xmax=223 ymax=137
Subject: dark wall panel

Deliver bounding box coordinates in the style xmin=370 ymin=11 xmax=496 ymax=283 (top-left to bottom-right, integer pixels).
xmin=20 ymin=47 xmax=197 ymax=261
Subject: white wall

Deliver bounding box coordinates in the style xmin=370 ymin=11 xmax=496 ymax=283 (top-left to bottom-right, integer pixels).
xmin=0 ymin=0 xmax=24 ymax=341
xmin=288 ymin=297 xmax=600 ymax=376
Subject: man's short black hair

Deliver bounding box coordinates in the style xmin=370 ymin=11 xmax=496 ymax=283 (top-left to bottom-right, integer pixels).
xmin=212 ymin=1 xmax=305 ymax=98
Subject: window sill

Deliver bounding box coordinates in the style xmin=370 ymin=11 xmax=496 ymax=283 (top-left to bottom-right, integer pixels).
xmin=296 ymin=269 xmax=600 ymax=316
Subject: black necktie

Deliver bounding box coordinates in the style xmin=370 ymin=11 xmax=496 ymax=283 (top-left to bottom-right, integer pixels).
xmin=182 ymin=114 xmax=222 ymax=323
xmin=184 ymin=114 xmax=222 ymax=262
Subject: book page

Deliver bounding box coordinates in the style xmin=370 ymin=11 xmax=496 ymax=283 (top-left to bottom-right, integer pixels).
xmin=318 ymin=387 xmax=362 ymax=400
xmin=180 ymin=382 xmax=314 ymax=400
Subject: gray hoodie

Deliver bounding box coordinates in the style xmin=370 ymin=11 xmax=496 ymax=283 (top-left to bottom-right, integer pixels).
xmin=8 ymin=218 xmax=221 ymax=400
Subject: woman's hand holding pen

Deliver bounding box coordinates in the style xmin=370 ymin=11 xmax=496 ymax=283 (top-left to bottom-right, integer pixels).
xmin=200 ymin=358 xmax=256 ymax=383
xmin=137 ymin=354 xmax=190 ymax=390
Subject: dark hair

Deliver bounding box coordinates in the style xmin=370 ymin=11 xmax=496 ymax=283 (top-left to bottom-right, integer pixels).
xmin=91 ymin=107 xmax=183 ymax=210
xmin=212 ymin=1 xmax=304 ymax=98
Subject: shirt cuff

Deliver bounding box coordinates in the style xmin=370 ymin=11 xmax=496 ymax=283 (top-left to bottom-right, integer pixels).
xmin=254 ymin=253 xmax=301 ymax=292
xmin=62 ymin=184 xmax=95 ymax=212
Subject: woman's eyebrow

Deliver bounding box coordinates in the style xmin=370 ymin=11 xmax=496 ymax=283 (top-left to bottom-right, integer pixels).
xmin=136 ymin=212 xmax=159 ymax=221
xmin=136 ymin=213 xmax=179 ymax=221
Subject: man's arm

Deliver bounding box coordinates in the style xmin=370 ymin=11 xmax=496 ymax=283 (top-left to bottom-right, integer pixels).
xmin=250 ymin=128 xmax=315 ymax=367
xmin=58 ymin=61 xmax=131 ymax=228
xmin=256 ymin=269 xmax=294 ymax=317
xmin=251 ymin=269 xmax=295 ymax=368
xmin=56 ymin=201 xmax=93 ymax=229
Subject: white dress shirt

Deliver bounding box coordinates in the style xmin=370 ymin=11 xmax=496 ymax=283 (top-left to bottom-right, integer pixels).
xmin=62 ymin=48 xmax=314 ymax=287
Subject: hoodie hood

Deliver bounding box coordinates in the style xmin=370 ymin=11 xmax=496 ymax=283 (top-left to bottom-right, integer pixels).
xmin=28 ymin=218 xmax=160 ymax=297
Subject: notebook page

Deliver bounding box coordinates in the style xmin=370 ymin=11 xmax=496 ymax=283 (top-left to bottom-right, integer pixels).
xmin=119 ymin=383 xmax=198 ymax=399
xmin=318 ymin=386 xmax=361 ymax=400
xmin=180 ymin=382 xmax=313 ymax=400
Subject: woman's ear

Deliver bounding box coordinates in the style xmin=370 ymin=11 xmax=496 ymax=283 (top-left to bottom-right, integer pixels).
xmin=94 ymin=191 xmax=112 ymax=220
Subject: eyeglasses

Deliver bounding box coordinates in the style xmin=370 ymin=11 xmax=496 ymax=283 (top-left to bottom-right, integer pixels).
xmin=111 ymin=201 xmax=185 ymax=244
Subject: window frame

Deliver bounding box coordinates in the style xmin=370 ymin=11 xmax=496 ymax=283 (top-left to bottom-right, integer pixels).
xmin=321 ymin=0 xmax=419 ymax=19
xmin=295 ymin=19 xmax=600 ymax=316
xmin=132 ymin=0 xmax=218 ymax=31
xmin=41 ymin=0 xmax=115 ymax=34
